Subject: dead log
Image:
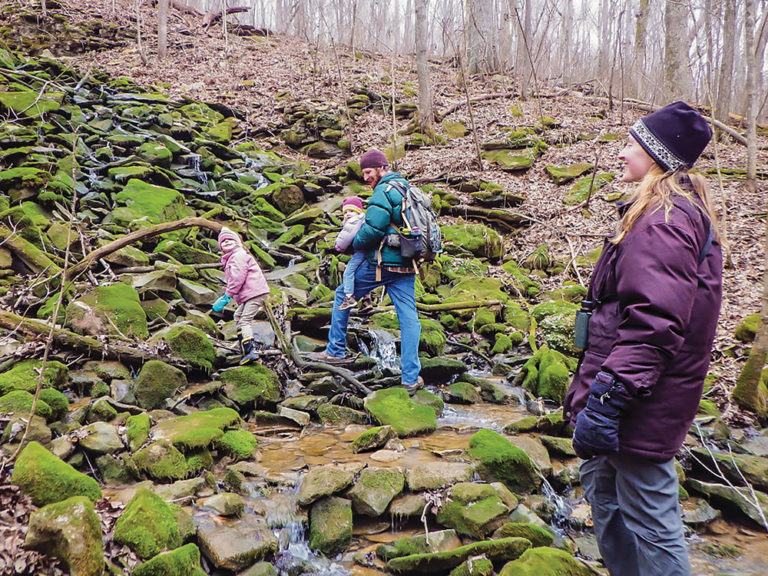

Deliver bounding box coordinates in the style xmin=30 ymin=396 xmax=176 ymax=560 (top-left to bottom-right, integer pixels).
xmin=202 ymin=6 xmax=250 ymax=27
xmin=0 ymin=226 xmax=62 ymax=276
xmin=66 ymin=217 xmax=223 ymax=279
xmin=0 ymin=310 xmax=188 ymax=367
xmin=441 ymin=205 xmax=533 ymax=232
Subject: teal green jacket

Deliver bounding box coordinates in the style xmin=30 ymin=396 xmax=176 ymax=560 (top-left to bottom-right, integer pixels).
xmin=353 ymin=171 xmax=411 ymax=268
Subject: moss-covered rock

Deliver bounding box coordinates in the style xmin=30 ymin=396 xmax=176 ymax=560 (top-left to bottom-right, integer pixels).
xmin=215 ymin=429 xmax=259 ymax=461
xmin=0 ymin=359 xmax=68 ymax=394
xmin=220 ymin=364 xmax=282 ymax=408
xmin=377 ymin=529 xmax=462 ymax=561
xmin=134 ymin=360 xmax=187 ymax=410
xmin=498 ymin=546 xmax=593 ymax=576
xmin=317 ymin=403 xmax=368 ymax=425
xmin=386 ymin=537 xmax=531 ymax=575
xmin=565 ymin=173 xmax=614 ymax=205
xmin=24 ymin=496 xmax=104 ymax=576
xmin=420 ymin=317 xmax=448 ymax=357
xmin=545 ymin=163 xmax=593 ymax=185
xmin=365 ymin=388 xmax=437 ymax=437
xmin=348 ymin=468 xmax=405 ymax=517
xmin=114 ymin=487 xmax=182 ymax=559
xmin=153 ymin=407 xmax=241 ymax=452
xmin=112 ymin=178 xmax=193 ymax=226
xmin=351 ymin=425 xmax=396 ymax=453
xmin=298 ymin=464 xmax=358 ymax=506
xmin=152 ymin=324 xmax=216 ymax=371
xmin=436 ymin=491 xmax=509 ymax=539
xmin=0 ymin=390 xmax=52 ymax=420
xmin=735 ymin=313 xmax=761 ymax=343
xmin=130 ymin=439 xmax=190 ymax=481
xmin=492 ymin=523 xmax=554 ymax=547
xmin=446 ymin=381 xmax=482 ymax=404
xmin=449 ymin=556 xmax=494 ymax=576
xmin=518 ymin=345 xmax=572 ymax=404
xmin=11 ymin=441 xmax=102 ymax=506
xmin=66 ymin=283 xmax=148 ymax=339
xmin=133 ymin=543 xmax=206 ymax=576
xmin=481 ymin=148 xmax=537 ymax=171
xmin=309 ymin=496 xmax=353 ymax=556
xmin=467 ymin=429 xmax=540 ymax=493
xmin=442 ymin=223 xmax=503 ymax=260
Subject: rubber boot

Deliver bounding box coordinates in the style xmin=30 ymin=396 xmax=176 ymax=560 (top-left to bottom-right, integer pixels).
xmin=236 ymin=330 xmax=244 ymax=355
xmin=240 ymin=339 xmax=260 ymax=365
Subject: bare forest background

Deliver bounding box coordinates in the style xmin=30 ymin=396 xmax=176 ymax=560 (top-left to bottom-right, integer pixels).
xmin=174 ymin=0 xmax=768 ymax=126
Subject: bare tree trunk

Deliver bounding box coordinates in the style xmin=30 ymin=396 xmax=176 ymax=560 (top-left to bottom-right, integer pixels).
xmin=466 ymin=0 xmax=499 ymax=74
xmin=598 ymin=0 xmax=611 ymax=83
xmin=745 ymin=0 xmax=758 ymax=191
xmin=158 ymin=0 xmax=170 ymax=59
xmin=715 ymin=0 xmax=736 ymax=127
xmin=415 ymin=0 xmax=435 ymax=137
xmin=513 ymin=0 xmax=531 ymax=98
xmin=560 ymin=0 xmax=573 ymax=86
xmin=41 ymin=0 xmax=47 ymax=17
xmin=664 ymin=0 xmax=690 ymax=101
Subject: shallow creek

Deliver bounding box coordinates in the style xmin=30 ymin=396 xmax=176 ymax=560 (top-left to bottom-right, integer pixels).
xmin=150 ymin=394 xmax=767 ymax=576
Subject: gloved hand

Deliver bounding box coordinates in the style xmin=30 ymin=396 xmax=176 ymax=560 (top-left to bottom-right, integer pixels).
xmin=212 ymin=294 xmax=232 ymax=312
xmin=572 ymin=371 xmax=632 ymax=459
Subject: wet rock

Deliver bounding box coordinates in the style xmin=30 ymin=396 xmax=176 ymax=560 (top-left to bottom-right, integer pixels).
xmin=317 ymin=403 xmax=368 ymax=425
xmin=25 ymin=496 xmax=103 ymax=576
xmin=687 ymin=479 xmax=768 ymax=526
xmin=419 ymin=357 xmax=467 ymax=382
xmin=436 ymin=483 xmax=509 ymax=539
xmin=309 ymin=496 xmax=353 ymax=555
xmin=365 ymin=388 xmax=437 ymax=437
xmin=198 ymin=493 xmax=245 ymax=517
xmin=238 ymin=561 xmax=278 ymax=576
xmin=377 ymin=529 xmax=461 ymax=560
xmin=410 ymin=389 xmax=445 ymax=417
xmin=280 ymin=395 xmax=328 ymax=412
xmin=491 ymin=522 xmax=554 ymax=546
xmin=66 ymin=283 xmax=148 ymax=339
xmin=114 ymin=487 xmax=183 ymax=559
xmin=134 ymin=360 xmax=187 ymax=410
xmin=153 ymin=477 xmax=210 ymax=501
xmin=78 ymin=421 xmax=124 ymax=454
xmin=153 ymin=407 xmax=241 ymax=451
xmin=11 ymin=441 xmax=101 ymax=506
xmin=690 ymin=448 xmax=768 ymax=492
xmin=682 ymin=497 xmax=721 ymax=529
xmin=198 ymin=514 xmax=278 ymax=571
xmin=445 ymin=381 xmax=482 ymax=404
xmin=130 ymin=439 xmax=190 ymax=481
xmin=349 ymin=468 xmax=405 ymax=517
xmin=386 ymin=537 xmax=531 ymax=575
xmin=405 ymin=462 xmax=475 ymax=491
xmin=389 ymin=493 xmax=427 ymax=519
xmin=507 ymin=503 xmax=549 ymax=530
xmin=351 ymin=425 xmax=395 ymax=453
xmin=279 ymin=406 xmax=310 ymax=427
xmin=540 ymin=435 xmax=577 ymax=458
xmin=467 ymin=429 xmax=540 ymax=494
xmin=499 ymin=546 xmax=593 ymax=575
xmin=220 ymin=364 xmax=282 ymax=409
xmin=506 ymin=436 xmax=552 ymax=478
xmin=297 ymin=463 xmax=360 ymax=506
xmin=132 ymin=543 xmax=206 ymax=576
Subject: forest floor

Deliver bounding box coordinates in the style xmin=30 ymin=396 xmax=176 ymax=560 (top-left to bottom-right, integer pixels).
xmin=25 ymin=0 xmax=768 ymax=419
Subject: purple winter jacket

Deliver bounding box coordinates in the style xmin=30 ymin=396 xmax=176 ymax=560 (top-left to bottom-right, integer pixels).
xmin=563 ymin=194 xmax=722 ymax=462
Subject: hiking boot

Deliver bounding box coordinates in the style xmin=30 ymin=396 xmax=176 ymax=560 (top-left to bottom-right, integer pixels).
xmin=402 ymin=376 xmax=425 ymax=395
xmin=305 ymin=351 xmax=351 ymax=364
xmin=239 ymin=339 xmax=261 ymax=365
xmin=338 ymin=295 xmax=357 ymax=311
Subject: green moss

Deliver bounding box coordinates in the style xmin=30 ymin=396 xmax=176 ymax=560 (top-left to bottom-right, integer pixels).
xmin=309 ymin=496 xmax=353 ymax=556
xmin=735 ymin=313 xmax=761 ymax=343
xmin=185 ymin=449 xmax=214 ymax=474
xmin=154 ymin=407 xmax=241 ymax=451
xmin=377 ymin=532 xmax=446 ymax=560
xmin=565 ymin=173 xmax=614 ymax=205
xmin=216 ymin=429 xmax=258 ymax=461
xmin=126 ymin=413 xmax=151 ymax=452
xmin=364 ymin=388 xmax=437 ymax=437
xmin=531 ymin=300 xmax=578 ymax=322
xmin=442 ymin=223 xmax=503 ymax=260
xmin=38 ymin=388 xmax=68 ymax=420
xmin=131 ymin=440 xmax=189 ymax=481
xmin=420 ymin=317 xmax=447 ymax=357
xmin=436 ymin=496 xmax=508 ymax=539
xmin=545 ymin=163 xmax=593 ymax=185
xmin=498 ymin=546 xmax=593 ymax=576
xmin=157 ymin=325 xmax=216 ymax=371
xmin=112 ymin=178 xmax=193 ymax=226
xmin=467 ymin=429 xmax=539 ymax=493
xmin=114 ymin=487 xmax=182 ymax=559
xmin=450 ymin=556 xmax=494 ymax=576
xmin=351 ymin=426 xmax=395 ymax=453
xmin=317 ymin=404 xmax=367 ymax=425
xmin=0 ymin=90 xmax=63 ymax=117
xmin=0 ymin=390 xmax=52 ymax=420
xmin=219 ymin=364 xmax=282 ymax=407
xmin=137 ymin=141 xmax=173 ymax=167
xmin=493 ymin=523 xmax=554 ymax=547
xmin=132 ymin=543 xmax=206 ymax=576
xmin=134 ymin=360 xmax=187 ymax=410
xmin=0 ymin=359 xmax=68 ymax=394
xmin=386 ymin=537 xmax=531 ymax=574
xmin=11 ymin=441 xmax=102 ymax=506
xmin=66 ymin=283 xmax=148 ymax=339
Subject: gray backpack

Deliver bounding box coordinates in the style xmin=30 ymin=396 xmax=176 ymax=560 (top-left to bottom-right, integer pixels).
xmin=387 ymin=181 xmax=443 ymax=263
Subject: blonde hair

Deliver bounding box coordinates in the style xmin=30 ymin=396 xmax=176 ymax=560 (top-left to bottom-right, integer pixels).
xmin=612 ymin=165 xmax=720 ymax=245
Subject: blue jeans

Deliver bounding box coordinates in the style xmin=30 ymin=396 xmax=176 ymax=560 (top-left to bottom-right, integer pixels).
xmin=342 ymin=252 xmax=367 ymax=297
xmin=325 ymin=260 xmax=421 ymax=385
xmin=580 ymin=453 xmax=690 ymax=576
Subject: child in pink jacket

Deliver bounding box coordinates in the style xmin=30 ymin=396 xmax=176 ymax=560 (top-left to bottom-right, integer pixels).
xmin=212 ymin=227 xmax=270 ymax=365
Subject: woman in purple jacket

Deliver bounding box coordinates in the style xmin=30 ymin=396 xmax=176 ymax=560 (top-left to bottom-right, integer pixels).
xmin=563 ymin=102 xmax=722 ymax=576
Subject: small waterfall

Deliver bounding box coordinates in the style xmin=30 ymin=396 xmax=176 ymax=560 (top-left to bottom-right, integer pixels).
xmin=187 ymin=153 xmax=208 ymax=185
xmin=539 ymin=475 xmax=572 ymax=531
xmin=367 ymin=329 xmax=399 ymax=372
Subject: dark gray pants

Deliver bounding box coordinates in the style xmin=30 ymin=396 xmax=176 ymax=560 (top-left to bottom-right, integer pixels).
xmin=580 ymin=453 xmax=690 ymax=576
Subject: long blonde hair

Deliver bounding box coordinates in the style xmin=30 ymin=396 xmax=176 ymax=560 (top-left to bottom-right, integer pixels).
xmin=612 ymin=165 xmax=720 ymax=245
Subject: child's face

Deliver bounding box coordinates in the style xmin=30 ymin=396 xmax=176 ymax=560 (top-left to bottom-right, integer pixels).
xmin=220 ymin=238 xmax=238 ymax=252
xmin=343 ymin=209 xmax=356 ymax=221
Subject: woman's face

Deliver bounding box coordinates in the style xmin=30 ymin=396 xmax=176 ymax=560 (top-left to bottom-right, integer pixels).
xmin=618 ymin=135 xmax=656 ymax=182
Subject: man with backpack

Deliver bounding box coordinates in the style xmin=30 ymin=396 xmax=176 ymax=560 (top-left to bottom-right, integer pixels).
xmin=309 ymin=148 xmax=424 ymax=393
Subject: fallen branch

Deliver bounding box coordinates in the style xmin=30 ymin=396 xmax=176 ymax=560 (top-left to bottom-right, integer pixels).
xmin=0 ymin=226 xmax=62 ymax=277
xmin=441 ymin=205 xmax=532 ymax=231
xmin=436 ymin=92 xmax=515 ymax=122
xmin=0 ymin=310 xmax=188 ymax=367
xmin=202 ymin=6 xmax=250 ymax=27
xmin=66 ymin=217 xmax=223 ymax=278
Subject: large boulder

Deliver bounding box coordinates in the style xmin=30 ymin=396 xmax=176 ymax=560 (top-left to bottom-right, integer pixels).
xmin=498 ymin=547 xmax=593 ymax=575
xmin=152 ymin=407 xmax=241 ymax=451
xmin=220 ymin=364 xmax=282 ymax=408
xmin=297 ymin=463 xmax=360 ymax=506
xmin=309 ymin=496 xmax=353 ymax=556
xmin=348 ymin=468 xmax=405 ymax=517
xmin=25 ymin=496 xmax=104 ymax=576
xmin=436 ymin=483 xmax=509 ymax=539
xmin=364 ymin=388 xmax=437 ymax=437
xmin=442 ymin=223 xmax=503 ymax=261
xmin=114 ymin=487 xmax=183 ymax=559
xmin=0 ymin=358 xmax=68 ymax=394
xmin=11 ymin=441 xmax=102 ymax=506
xmin=134 ymin=360 xmax=188 ymax=409
xmin=151 ymin=324 xmax=216 ymax=371
xmin=197 ymin=515 xmax=278 ymax=571
xmin=66 ymin=283 xmax=148 ymax=339
xmin=132 ymin=543 xmax=206 ymax=576
xmin=405 ymin=462 xmax=475 ymax=491
xmin=467 ymin=429 xmax=540 ymax=494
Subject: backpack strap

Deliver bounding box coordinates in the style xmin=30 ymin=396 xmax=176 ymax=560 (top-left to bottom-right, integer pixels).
xmin=698 ymin=225 xmax=714 ymax=264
